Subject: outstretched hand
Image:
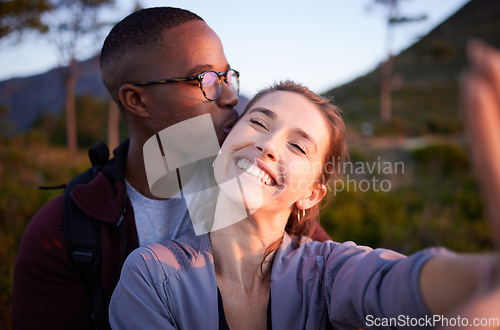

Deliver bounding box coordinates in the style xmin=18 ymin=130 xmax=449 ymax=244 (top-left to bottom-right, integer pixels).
xmin=439 ymin=39 xmax=500 ymax=330
xmin=463 ymin=39 xmax=500 ymax=243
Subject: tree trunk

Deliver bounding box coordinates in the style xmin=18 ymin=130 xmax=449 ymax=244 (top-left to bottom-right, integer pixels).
xmin=65 ymin=57 xmax=78 ymax=156
xmin=380 ymin=54 xmax=393 ymax=123
xmin=108 ymin=98 xmax=120 ymax=154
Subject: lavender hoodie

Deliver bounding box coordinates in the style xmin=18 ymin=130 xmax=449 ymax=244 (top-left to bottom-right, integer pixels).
xmin=110 ymin=234 xmax=449 ymax=329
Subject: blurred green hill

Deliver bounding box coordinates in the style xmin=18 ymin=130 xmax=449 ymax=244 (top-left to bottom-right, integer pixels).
xmin=324 ymin=0 xmax=500 ymax=136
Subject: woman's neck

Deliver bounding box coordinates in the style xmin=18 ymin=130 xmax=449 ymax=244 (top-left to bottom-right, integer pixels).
xmin=208 ymin=186 xmax=291 ymax=329
xmin=210 ymin=208 xmax=289 ymax=290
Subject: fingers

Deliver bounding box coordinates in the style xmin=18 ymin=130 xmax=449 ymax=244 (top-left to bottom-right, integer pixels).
xmin=439 ymin=286 xmax=500 ymax=330
xmin=462 ymin=40 xmax=500 ymax=246
xmin=467 ymin=39 xmax=500 ymax=95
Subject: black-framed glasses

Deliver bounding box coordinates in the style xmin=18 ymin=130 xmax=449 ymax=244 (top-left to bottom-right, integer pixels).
xmin=132 ymin=68 xmax=240 ymax=101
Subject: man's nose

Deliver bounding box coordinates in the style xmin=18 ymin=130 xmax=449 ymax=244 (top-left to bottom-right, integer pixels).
xmin=216 ymin=80 xmax=238 ymax=109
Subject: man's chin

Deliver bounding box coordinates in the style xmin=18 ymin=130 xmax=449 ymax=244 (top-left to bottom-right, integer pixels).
xmin=216 ymin=130 xmax=228 ymax=147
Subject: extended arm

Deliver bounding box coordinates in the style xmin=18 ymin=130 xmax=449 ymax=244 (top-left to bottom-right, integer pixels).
xmin=421 ymin=39 xmax=500 ymax=321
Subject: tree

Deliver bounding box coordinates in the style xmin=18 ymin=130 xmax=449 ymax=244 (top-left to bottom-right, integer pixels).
xmin=373 ymin=0 xmax=426 ymax=123
xmin=2 ymin=0 xmax=114 ymax=156
xmin=105 ymin=0 xmax=140 ymax=153
xmin=46 ymin=0 xmax=113 ymax=156
xmin=0 ymin=0 xmax=52 ymax=40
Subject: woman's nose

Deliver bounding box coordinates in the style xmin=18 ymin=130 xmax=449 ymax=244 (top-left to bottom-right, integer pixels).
xmin=256 ymin=140 xmax=278 ymax=161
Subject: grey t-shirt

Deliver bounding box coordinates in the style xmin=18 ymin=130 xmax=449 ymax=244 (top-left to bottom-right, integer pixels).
xmin=125 ymin=179 xmax=194 ymax=246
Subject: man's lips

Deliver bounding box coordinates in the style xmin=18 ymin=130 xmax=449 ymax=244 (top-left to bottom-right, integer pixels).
xmin=222 ymin=112 xmax=239 ymax=134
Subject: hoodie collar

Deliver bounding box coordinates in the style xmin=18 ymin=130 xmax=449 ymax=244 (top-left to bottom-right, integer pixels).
xmin=71 ymin=140 xmax=129 ymax=224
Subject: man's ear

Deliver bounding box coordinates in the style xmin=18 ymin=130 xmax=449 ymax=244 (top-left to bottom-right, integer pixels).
xmin=118 ymin=84 xmax=150 ymax=118
xmin=298 ymin=183 xmax=327 ymax=210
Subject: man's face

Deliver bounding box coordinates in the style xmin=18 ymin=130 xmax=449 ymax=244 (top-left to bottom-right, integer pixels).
xmin=137 ymin=20 xmax=239 ymax=145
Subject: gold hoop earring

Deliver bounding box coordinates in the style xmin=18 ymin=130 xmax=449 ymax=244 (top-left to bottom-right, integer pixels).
xmin=297 ymin=208 xmax=306 ymax=223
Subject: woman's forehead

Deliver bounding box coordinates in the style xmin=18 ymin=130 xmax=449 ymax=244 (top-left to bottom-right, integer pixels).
xmin=247 ymin=91 xmax=325 ymax=127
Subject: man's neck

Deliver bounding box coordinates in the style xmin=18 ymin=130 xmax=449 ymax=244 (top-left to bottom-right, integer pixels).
xmin=125 ymin=139 xmax=160 ymax=200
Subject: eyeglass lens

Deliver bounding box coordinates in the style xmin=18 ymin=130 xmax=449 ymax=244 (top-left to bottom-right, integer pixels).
xmin=200 ymin=70 xmax=239 ymax=100
xmin=226 ymin=70 xmax=239 ymax=95
xmin=201 ymin=72 xmax=220 ymax=100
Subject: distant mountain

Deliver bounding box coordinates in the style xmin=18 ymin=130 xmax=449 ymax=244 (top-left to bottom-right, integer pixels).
xmin=0 ymin=56 xmax=107 ymax=134
xmin=0 ymin=55 xmax=250 ymax=135
xmin=323 ymin=0 xmax=500 ymax=136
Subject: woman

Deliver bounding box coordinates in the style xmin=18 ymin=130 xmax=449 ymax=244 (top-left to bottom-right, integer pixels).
xmin=110 ymin=81 xmax=498 ymax=329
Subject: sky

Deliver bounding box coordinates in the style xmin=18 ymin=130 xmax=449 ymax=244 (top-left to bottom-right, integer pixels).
xmin=0 ymin=0 xmax=470 ymax=97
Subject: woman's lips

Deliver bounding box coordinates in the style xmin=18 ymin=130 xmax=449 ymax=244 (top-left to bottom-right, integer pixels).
xmin=235 ymin=157 xmax=277 ymax=186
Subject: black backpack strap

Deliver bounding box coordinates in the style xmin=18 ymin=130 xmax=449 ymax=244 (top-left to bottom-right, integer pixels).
xmin=63 ymin=143 xmax=110 ymax=329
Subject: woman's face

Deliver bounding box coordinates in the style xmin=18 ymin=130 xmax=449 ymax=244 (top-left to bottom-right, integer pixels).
xmin=214 ymin=90 xmax=329 ymax=214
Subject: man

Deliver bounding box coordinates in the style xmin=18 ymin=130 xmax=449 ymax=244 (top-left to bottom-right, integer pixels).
xmin=12 ymin=7 xmax=329 ymax=329
xmin=13 ymin=7 xmax=238 ymax=329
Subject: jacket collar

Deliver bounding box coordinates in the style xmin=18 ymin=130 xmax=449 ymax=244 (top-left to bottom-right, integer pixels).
xmin=71 ymin=140 xmax=129 ymax=224
xmin=103 ymin=139 xmax=129 ymax=186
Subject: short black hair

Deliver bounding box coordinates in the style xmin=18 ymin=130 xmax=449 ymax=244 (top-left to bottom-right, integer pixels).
xmin=100 ymin=7 xmax=203 ymax=68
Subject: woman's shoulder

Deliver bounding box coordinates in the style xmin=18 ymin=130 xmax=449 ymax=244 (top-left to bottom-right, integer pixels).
xmin=124 ymin=234 xmax=213 ymax=276
xmin=280 ymin=234 xmax=373 ymax=259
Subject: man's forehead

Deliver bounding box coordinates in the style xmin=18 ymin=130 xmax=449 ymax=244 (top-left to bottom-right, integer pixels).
xmin=161 ymin=20 xmax=219 ymax=50
xmin=157 ymin=21 xmax=228 ymax=74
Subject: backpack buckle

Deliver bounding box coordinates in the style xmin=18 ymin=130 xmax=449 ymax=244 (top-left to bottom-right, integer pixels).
xmin=73 ymin=251 xmax=94 ymax=265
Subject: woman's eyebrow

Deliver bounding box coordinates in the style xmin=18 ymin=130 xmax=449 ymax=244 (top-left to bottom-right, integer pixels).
xmin=295 ymin=128 xmax=317 ymax=152
xmin=247 ymin=107 xmax=277 ymax=119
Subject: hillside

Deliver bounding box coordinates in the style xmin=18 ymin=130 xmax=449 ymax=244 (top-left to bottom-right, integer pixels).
xmin=324 ymin=0 xmax=500 ymax=136
xmin=0 ymin=56 xmax=108 ymax=134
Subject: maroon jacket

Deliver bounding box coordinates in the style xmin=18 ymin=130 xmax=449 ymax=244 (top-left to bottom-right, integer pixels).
xmin=12 ymin=140 xmax=139 ymax=330
xmin=12 ymin=139 xmax=330 ymax=329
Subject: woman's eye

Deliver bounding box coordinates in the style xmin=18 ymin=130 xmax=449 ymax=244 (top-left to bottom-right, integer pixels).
xmin=250 ymin=119 xmax=268 ymax=130
xmin=291 ymin=143 xmax=306 ymax=155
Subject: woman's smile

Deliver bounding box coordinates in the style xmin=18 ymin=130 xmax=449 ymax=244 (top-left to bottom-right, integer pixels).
xmin=235 ymin=157 xmax=277 ymax=187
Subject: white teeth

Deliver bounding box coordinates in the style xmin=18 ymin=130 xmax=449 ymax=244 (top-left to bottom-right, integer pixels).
xmin=236 ymin=158 xmax=275 ymax=186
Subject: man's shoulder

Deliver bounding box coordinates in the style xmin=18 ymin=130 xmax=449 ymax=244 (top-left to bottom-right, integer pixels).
xmin=16 ymin=154 xmax=120 ymax=258
xmin=21 ymin=140 xmax=129 ymax=240
xmin=16 ymin=194 xmax=67 ymax=266
xmin=25 ymin=194 xmax=65 ymax=238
